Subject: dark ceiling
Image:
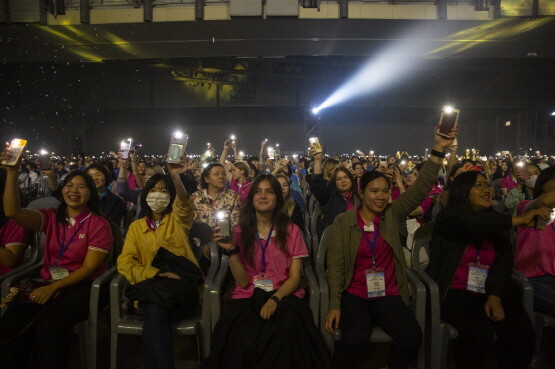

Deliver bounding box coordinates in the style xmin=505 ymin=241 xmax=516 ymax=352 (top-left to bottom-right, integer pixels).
xmin=1 ymin=17 xmax=554 ymax=154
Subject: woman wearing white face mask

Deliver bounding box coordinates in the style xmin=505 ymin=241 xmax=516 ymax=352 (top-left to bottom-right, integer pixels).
xmin=504 ymin=164 xmax=541 ymax=215
xmin=117 ymin=163 xmax=201 ymax=369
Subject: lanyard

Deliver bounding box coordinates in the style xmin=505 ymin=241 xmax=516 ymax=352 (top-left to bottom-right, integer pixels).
xmin=257 ymin=224 xmax=274 ymax=276
xmin=362 ymin=225 xmax=380 ymax=271
xmin=57 ymin=220 xmax=86 ymax=265
xmin=148 ymin=216 xmax=164 ymax=231
xmin=237 ymin=181 xmax=251 ymax=195
xmin=475 ymin=248 xmax=481 ymax=264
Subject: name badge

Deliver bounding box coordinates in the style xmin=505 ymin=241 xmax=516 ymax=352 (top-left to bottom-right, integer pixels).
xmin=253 ymin=275 xmax=274 ymax=292
xmin=49 ymin=266 xmax=70 ymax=281
xmin=467 ymin=263 xmax=489 ymax=293
xmin=366 ymin=269 xmax=386 ymax=298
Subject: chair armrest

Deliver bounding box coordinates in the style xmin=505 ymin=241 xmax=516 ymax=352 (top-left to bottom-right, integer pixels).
xmin=411 ymin=264 xmax=443 ymax=340
xmin=511 ymin=270 xmax=534 ymax=321
xmin=88 ymin=266 xmax=117 ymax=325
xmin=1 ymin=263 xmax=43 ymax=299
xmin=406 ymin=268 xmax=426 ymax=330
xmin=303 ymin=258 xmax=320 ymax=326
xmin=200 ymin=241 xmax=220 ymax=357
xmin=110 ymin=273 xmax=127 ymax=323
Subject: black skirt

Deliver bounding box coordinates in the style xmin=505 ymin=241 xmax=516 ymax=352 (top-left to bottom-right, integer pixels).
xmin=202 ymin=288 xmax=331 ymax=369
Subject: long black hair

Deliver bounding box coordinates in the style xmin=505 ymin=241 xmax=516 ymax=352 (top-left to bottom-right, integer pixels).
xmin=533 ymin=166 xmax=555 ymax=199
xmin=446 ymin=171 xmax=485 ymax=209
xmin=139 ymin=173 xmax=176 ymax=219
xmin=56 ymin=171 xmax=102 ymax=224
xmin=239 ymin=174 xmax=290 ymax=268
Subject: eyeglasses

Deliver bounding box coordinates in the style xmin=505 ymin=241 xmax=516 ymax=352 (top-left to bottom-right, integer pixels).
xmin=473 ymin=182 xmax=492 ymax=190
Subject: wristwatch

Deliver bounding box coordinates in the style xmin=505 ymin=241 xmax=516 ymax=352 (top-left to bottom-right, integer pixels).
xmin=270 ymin=295 xmax=281 ymax=304
xmin=223 ymin=247 xmax=239 ymax=256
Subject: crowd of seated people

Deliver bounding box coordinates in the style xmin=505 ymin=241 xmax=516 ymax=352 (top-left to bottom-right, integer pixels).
xmin=0 ymin=128 xmax=553 ymax=369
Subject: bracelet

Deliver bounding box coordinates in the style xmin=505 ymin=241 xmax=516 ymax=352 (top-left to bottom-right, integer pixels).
xmin=223 ymin=247 xmax=239 ymax=256
xmin=270 ymin=295 xmax=281 ymax=304
xmin=431 ymin=149 xmax=446 ymax=159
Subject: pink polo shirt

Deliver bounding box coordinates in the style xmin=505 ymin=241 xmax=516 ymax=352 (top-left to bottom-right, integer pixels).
xmin=38 ymin=208 xmax=113 ymax=280
xmin=230 ymin=178 xmax=252 ymax=205
xmin=450 ymin=240 xmax=495 ymax=290
xmin=231 ymin=223 xmax=309 ymax=299
xmin=0 ymin=219 xmax=29 ymax=275
xmin=515 ymin=200 xmax=555 ymax=278
xmin=346 ymin=209 xmax=399 ymax=299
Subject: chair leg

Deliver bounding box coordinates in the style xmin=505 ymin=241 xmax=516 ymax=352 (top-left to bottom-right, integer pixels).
xmin=110 ymin=331 xmax=118 ymax=369
xmin=533 ymin=318 xmax=544 ymax=369
xmin=87 ymin=323 xmax=97 ymax=369
xmin=196 ymin=334 xmax=202 ymax=363
xmin=77 ymin=322 xmax=88 ymax=369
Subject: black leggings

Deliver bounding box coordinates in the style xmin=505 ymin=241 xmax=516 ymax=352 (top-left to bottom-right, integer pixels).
xmin=442 ymin=289 xmax=535 ymax=369
xmin=337 ymin=292 xmax=422 ymax=369
xmin=0 ymin=281 xmax=96 ymax=369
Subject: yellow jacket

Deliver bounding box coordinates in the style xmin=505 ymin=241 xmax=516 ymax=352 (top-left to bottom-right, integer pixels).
xmin=117 ymin=196 xmax=200 ymax=284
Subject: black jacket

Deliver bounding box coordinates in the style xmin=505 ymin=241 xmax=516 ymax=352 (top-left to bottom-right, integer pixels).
xmin=125 ymin=247 xmax=202 ymax=310
xmin=427 ymin=206 xmax=514 ymax=302
xmin=307 ymin=173 xmax=360 ymax=238
xmin=101 ymin=191 xmax=126 ymax=226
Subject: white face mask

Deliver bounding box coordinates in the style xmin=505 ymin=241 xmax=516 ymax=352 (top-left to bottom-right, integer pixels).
xmin=525 ymin=175 xmax=538 ymax=189
xmin=146 ymin=192 xmax=171 ymax=213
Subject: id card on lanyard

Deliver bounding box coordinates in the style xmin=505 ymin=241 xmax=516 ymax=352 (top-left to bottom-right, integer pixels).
xmin=363 ymin=226 xmax=386 ymax=298
xmin=253 ymin=225 xmax=274 ymax=292
xmin=50 ymin=219 xmax=86 ymax=280
xmin=467 ymin=249 xmax=489 ymax=293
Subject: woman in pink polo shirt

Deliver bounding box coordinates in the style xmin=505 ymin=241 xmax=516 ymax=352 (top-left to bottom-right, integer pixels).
xmin=428 ymin=170 xmax=550 ymax=369
xmin=515 ymin=166 xmax=555 ymax=317
xmin=0 ymin=145 xmax=113 ymax=369
xmin=203 ymin=174 xmax=330 ymax=369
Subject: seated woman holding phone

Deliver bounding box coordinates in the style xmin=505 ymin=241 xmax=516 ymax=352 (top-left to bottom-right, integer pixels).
xmin=117 ymin=159 xmax=203 ymax=369
xmin=0 ymin=143 xmax=113 ymax=369
xmin=514 ymin=166 xmax=555 ymax=317
xmin=202 ymin=174 xmax=331 ymax=369
xmin=504 ymin=163 xmax=541 ymax=215
xmin=325 ymin=125 xmax=456 ymax=369
xmin=190 ymin=163 xmax=241 ymax=230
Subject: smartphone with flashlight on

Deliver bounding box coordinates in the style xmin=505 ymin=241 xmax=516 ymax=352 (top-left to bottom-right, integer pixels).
xmin=516 ymin=161 xmax=530 ymax=181
xmin=167 ymin=131 xmax=189 ymax=164
xmin=216 ymin=211 xmax=231 ymax=243
xmin=2 ymin=138 xmax=27 ymax=166
xmin=120 ymin=139 xmax=132 ymax=159
xmin=437 ymin=107 xmax=460 ymax=138
xmin=309 ymin=137 xmax=323 ymax=154
xmin=38 ymin=149 xmax=51 ymax=169
xmin=535 ymin=208 xmax=555 ymax=230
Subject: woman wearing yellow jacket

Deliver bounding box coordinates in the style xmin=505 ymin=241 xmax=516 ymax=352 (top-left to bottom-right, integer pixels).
xmin=117 ymin=160 xmax=200 ymax=369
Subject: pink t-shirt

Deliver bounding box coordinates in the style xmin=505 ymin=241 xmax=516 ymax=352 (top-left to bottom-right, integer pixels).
xmin=38 ymin=208 xmax=113 ymax=280
xmin=127 ymin=172 xmax=138 ymax=190
xmin=346 ymin=209 xmax=400 ymax=299
xmin=450 ymin=240 xmax=495 ymax=290
xmin=515 ymin=200 xmax=555 ymax=278
xmin=230 ymin=178 xmax=252 ymax=205
xmin=231 ymin=223 xmax=309 ymax=299
xmin=0 ymin=219 xmax=29 ymax=275
xmin=501 ymin=175 xmax=517 ymax=191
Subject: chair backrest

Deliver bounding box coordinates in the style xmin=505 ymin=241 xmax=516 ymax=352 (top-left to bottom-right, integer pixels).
xmin=315 ymin=225 xmax=333 ymax=286
xmin=108 ymin=221 xmax=124 ymax=267
xmin=26 ymin=196 xmax=61 ymax=210
xmin=410 ymin=222 xmax=434 ymax=274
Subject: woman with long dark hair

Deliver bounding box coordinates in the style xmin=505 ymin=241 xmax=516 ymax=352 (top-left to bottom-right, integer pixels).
xmin=204 ymin=174 xmax=330 ymax=369
xmin=428 ymin=170 xmax=551 ymax=369
xmin=0 ymin=145 xmax=113 ymax=369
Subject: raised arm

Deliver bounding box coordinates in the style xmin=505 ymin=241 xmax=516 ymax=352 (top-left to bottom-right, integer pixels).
xmin=1 ymin=144 xmax=42 ymax=231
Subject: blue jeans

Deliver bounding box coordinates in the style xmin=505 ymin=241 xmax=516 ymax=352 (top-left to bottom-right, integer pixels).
xmin=139 ymin=302 xmax=187 ymax=369
xmin=528 ymin=274 xmax=555 ymax=317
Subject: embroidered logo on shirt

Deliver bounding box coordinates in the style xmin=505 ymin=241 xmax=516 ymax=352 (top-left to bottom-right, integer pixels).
xmin=79 ymin=234 xmax=85 ymax=239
